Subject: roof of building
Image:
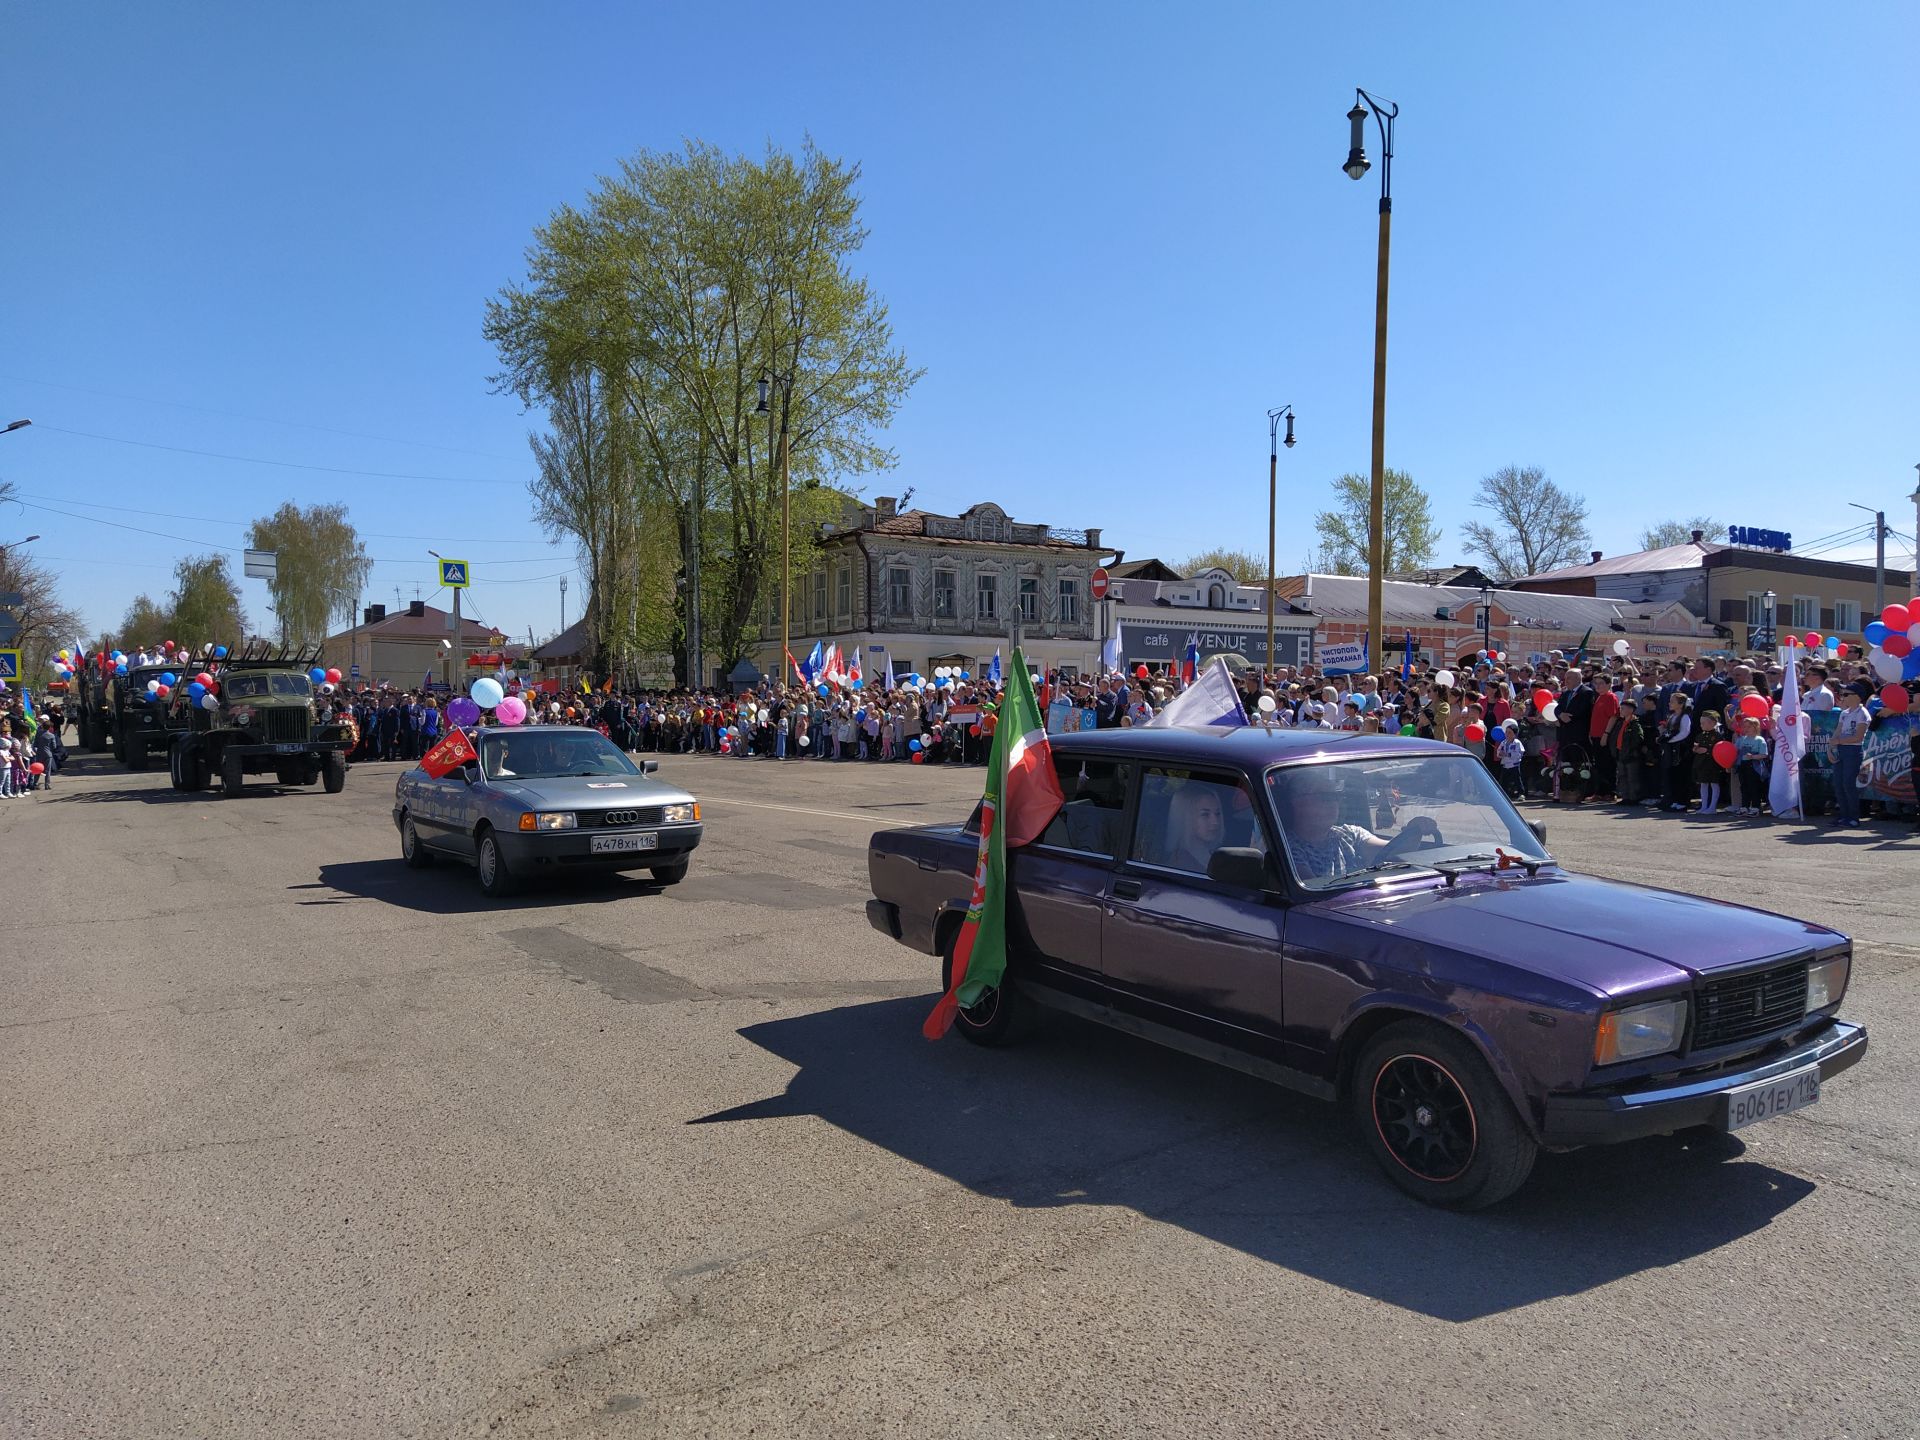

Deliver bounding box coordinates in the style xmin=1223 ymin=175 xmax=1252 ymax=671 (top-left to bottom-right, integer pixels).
xmin=826 ymin=500 xmax=1097 ymax=550
xmin=1274 ymin=573 xmax=1702 ymax=632
xmin=1514 ymin=540 xmax=1724 ymax=585
xmin=1109 ymin=558 xmax=1184 ymax=581
xmin=1388 ymin=564 xmax=1496 ymax=588
xmin=328 ymin=603 xmax=496 ymax=644
xmin=531 ymin=616 xmax=591 ymax=661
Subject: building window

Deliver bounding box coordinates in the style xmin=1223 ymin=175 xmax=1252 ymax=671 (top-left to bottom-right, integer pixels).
xmin=977 ymin=572 xmax=998 ymax=620
xmin=1833 ymin=599 xmax=1861 ymax=633
xmin=1746 ymin=592 xmax=1769 ymax=630
xmin=1019 ymin=577 xmax=1040 ymax=623
xmin=888 ymin=566 xmax=912 ymax=616
xmin=1791 ymin=595 xmax=1817 ymax=631
xmin=1058 ymin=577 xmax=1080 ymax=625
xmin=934 ymin=570 xmax=956 ymax=619
xmin=837 ymin=565 xmax=852 ymax=618
xmin=812 ymin=572 xmax=827 ymax=623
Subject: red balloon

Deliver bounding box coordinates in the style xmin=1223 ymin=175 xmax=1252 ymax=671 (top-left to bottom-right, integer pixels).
xmin=325 ymin=667 xmax=342 ymax=684
xmin=1135 ymin=664 xmax=1150 ymax=680
xmin=1883 ymin=685 xmax=1912 ymax=714
xmin=1738 ymin=693 xmax=1770 ymax=720
xmin=1464 ymin=723 xmax=1486 ymax=743
xmin=1712 ymin=740 xmax=1737 ymax=769
xmin=30 ymin=762 xmax=44 ymax=775
xmin=1803 ymin=632 xmax=1821 ymax=649
xmin=155 ymin=684 xmax=171 ymax=697
xmin=1885 ymin=634 xmax=1914 ymax=659
xmin=968 ymin=723 xmax=982 ymax=736
xmin=1531 ymin=688 xmax=1554 ymax=711
xmin=1883 ymin=604 xmax=1912 ymax=633
xmin=910 ymin=751 xmax=925 ymax=763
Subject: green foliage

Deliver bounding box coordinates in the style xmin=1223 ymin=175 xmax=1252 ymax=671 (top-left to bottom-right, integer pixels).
xmin=1312 ymin=469 xmax=1440 ymax=575
xmin=1639 ymin=516 xmax=1723 ymax=551
xmin=486 ymin=138 xmax=921 ymax=675
xmin=113 ymin=553 xmax=247 ymax=654
xmin=1178 ymin=549 xmax=1269 ymax=584
xmin=247 ymin=503 xmax=372 ymax=646
xmin=0 ymin=481 xmax=83 ymax=684
xmin=1460 ymin=465 xmax=1592 ymax=581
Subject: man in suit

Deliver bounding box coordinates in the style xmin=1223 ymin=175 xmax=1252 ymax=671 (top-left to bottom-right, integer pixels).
xmin=1688 ymin=659 xmax=1731 ymax=723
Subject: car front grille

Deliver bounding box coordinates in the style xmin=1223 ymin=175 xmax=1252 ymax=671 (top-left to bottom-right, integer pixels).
xmin=263 ymin=709 xmax=312 ymax=745
xmin=1694 ymin=960 xmax=1807 ymax=1051
xmin=590 ymin=807 xmax=664 ymax=829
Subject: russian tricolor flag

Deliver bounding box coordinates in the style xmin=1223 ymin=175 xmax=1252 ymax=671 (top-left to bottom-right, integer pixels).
xmin=1181 ymin=636 xmax=1200 ymax=685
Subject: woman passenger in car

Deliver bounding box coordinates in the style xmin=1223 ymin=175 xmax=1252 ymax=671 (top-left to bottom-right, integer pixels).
xmin=1162 ymin=782 xmax=1228 ymax=872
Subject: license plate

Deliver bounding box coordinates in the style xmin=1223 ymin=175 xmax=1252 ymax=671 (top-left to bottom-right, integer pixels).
xmin=1721 ymin=1066 xmax=1820 ymax=1131
xmin=590 ymin=832 xmax=657 ymax=854
xmin=275 ymin=743 xmax=306 ymax=754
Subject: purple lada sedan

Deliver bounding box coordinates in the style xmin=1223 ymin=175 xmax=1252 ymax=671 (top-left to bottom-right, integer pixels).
xmin=866 ymin=728 xmax=1867 ymax=1208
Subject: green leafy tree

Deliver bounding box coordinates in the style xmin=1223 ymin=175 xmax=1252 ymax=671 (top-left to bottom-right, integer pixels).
xmin=1460 ymin=465 xmax=1592 ymax=581
xmin=0 ymin=482 xmax=84 ymax=684
xmin=1639 ymin=516 xmax=1724 ymax=550
xmin=1312 ymin=469 xmax=1439 ymax=576
xmin=167 ymin=554 xmax=247 ymax=648
xmin=1178 ymin=549 xmax=1268 ymax=583
xmin=247 ymin=503 xmax=372 ymax=646
xmin=117 ymin=594 xmax=173 ymax=648
xmin=486 ymin=138 xmax=922 ymax=674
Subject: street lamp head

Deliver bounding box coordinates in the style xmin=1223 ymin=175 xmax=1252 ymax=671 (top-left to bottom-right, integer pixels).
xmin=755 ymin=377 xmax=771 ymax=414
xmin=1343 ymin=101 xmax=1371 ymax=180
xmin=1282 ymin=412 xmax=1296 ymax=449
xmin=2 ymin=419 xmax=31 ymax=434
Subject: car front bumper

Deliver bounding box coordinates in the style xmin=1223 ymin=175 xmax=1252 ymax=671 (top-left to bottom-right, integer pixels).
xmin=496 ymin=822 xmax=703 ymax=873
xmin=1540 ymin=1018 xmax=1868 ymax=1147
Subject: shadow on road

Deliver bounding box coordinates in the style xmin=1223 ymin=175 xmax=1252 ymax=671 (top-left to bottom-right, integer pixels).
xmin=308 ymin=858 xmax=663 ymax=912
xmin=691 ymin=996 xmax=1814 ymax=1322
xmin=42 ymin=784 xmax=199 ymax=806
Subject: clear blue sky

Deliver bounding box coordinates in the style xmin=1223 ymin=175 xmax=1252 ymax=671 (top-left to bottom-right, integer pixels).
xmin=5 ymin=2 xmax=1916 ymax=645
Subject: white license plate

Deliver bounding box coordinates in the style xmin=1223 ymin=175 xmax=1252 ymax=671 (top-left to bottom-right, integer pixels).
xmin=275 ymin=743 xmax=306 ymax=754
xmin=1721 ymin=1066 xmax=1820 ymax=1130
xmin=590 ymin=832 xmax=658 ymax=854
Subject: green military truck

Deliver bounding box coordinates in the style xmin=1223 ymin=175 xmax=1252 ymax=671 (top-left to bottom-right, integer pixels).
xmin=166 ymin=643 xmax=353 ymax=798
xmin=110 ymin=664 xmax=185 ymax=770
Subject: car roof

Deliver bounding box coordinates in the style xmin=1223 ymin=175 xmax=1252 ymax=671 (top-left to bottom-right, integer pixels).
xmin=1049 ymin=727 xmax=1464 ymax=768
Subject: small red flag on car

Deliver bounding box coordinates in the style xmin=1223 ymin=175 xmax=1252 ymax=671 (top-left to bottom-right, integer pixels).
xmin=418 ymin=727 xmax=477 ymax=779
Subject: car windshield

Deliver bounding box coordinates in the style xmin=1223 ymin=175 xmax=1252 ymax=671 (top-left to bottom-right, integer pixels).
xmin=1267 ymin=754 xmax=1548 ymax=891
xmin=222 ymin=672 xmax=312 ymax=699
xmin=479 ymin=729 xmax=639 ymax=781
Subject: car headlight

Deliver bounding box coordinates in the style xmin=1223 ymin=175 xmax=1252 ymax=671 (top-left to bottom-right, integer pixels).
xmin=518 ymin=811 xmax=577 ymax=831
xmin=1806 ymin=954 xmax=1849 ymax=1012
xmin=1594 ymin=998 xmax=1688 ymax=1065
xmin=663 ymin=801 xmax=700 ymax=823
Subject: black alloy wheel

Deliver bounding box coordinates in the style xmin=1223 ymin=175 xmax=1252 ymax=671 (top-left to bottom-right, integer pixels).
xmin=1371 ymin=1054 xmax=1477 ymax=1183
xmin=940 ymin=924 xmax=1021 ymax=1047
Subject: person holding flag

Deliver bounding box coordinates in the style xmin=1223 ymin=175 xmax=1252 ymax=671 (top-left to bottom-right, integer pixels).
xmin=1180 ymin=635 xmax=1200 ymax=686
xmin=924 ymin=651 xmax=1065 ymax=1041
xmin=1769 ymin=643 xmax=1808 ymax=819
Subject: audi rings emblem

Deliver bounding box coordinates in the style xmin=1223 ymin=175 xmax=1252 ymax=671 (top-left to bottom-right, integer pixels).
xmin=603 ymin=810 xmax=641 ymax=827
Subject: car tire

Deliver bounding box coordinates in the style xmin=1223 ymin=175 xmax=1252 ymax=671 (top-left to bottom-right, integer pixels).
xmin=941 ymin=924 xmax=1024 ymax=1047
xmin=649 ymin=858 xmax=689 ymax=886
xmin=1351 ymin=1020 xmax=1537 ymax=1210
xmin=220 ymin=749 xmax=244 ymax=798
xmin=322 ymin=752 xmax=347 ymax=793
xmin=400 ymin=812 xmax=433 ymax=869
xmin=475 ymin=827 xmax=515 ymax=898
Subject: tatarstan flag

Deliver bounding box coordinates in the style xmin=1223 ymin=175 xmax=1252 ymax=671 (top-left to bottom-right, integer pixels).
xmin=418 ymin=727 xmax=478 ymax=779
xmin=923 ymin=649 xmax=1064 ymax=1040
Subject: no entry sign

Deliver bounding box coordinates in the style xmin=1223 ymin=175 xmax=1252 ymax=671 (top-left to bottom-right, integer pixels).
xmin=1090 ymin=567 xmax=1110 ymax=600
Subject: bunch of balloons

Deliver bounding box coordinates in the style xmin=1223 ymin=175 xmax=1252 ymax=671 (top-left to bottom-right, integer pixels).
xmin=1860 ymin=599 xmax=1920 ymax=692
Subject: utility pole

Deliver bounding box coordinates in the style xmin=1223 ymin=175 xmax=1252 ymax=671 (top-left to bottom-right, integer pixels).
xmin=1849 ymin=503 xmax=1887 ymax=615
xmin=559 ymin=575 xmax=568 ymax=636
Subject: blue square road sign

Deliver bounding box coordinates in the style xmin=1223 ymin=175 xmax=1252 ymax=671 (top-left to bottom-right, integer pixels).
xmin=439 ymin=559 xmax=470 ymax=588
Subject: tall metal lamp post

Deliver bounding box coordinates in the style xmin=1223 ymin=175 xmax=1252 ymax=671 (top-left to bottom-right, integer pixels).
xmin=1479 ymin=580 xmax=1494 ymax=659
xmin=1265 ymin=405 xmax=1295 ymax=683
xmin=1343 ymin=87 xmax=1398 ymax=678
xmin=1909 ymin=463 xmax=1920 ymax=583
xmin=559 ymin=575 xmax=568 ymax=636
xmin=756 ymin=374 xmax=793 ymax=688
xmin=1759 ymin=588 xmax=1777 ymax=652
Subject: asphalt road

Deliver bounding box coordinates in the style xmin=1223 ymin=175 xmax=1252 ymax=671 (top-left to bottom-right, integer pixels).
xmin=5 ymin=747 xmax=1917 ymax=1439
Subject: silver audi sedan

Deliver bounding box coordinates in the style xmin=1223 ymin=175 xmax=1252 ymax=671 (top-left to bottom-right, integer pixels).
xmin=392 ymin=725 xmax=703 ymax=897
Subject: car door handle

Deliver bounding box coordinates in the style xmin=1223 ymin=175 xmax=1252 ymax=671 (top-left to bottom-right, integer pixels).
xmin=1111 ymin=879 xmax=1142 ymax=901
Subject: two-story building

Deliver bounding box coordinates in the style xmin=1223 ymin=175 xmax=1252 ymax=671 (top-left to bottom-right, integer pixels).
xmin=1107 ymin=559 xmax=1316 ymax=671
xmin=753 ymin=498 xmax=1108 ymax=680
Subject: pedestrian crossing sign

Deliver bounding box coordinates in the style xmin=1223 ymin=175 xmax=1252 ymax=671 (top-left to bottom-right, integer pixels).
xmin=0 ymin=649 xmax=18 ymax=682
xmin=439 ymin=559 xmax=470 ymax=589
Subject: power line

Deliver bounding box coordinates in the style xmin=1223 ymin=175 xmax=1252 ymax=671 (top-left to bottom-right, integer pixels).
xmin=33 ymin=425 xmax=523 ymax=486
xmin=9 ymin=492 xmax=560 ymax=547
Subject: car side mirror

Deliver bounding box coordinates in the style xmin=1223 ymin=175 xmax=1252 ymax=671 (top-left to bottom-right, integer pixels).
xmin=1206 ymin=846 xmax=1270 ymax=890
xmin=643 ymin=760 xmax=660 ymax=774
xmin=1528 ymin=820 xmax=1547 ymax=845
xmin=458 ymin=762 xmax=479 ymax=785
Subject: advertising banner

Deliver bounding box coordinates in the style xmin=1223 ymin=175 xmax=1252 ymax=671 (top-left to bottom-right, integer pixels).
xmin=1317 ymin=640 xmax=1369 ymax=675
xmin=1047 ymin=700 xmax=1099 ymax=734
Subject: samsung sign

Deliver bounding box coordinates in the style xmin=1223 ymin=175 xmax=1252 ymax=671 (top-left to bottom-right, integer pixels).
xmin=1729 ymin=525 xmax=1792 ymax=553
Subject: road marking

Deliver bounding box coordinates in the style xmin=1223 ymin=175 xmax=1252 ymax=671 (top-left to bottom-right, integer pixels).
xmin=700 ymin=796 xmax=925 ymax=827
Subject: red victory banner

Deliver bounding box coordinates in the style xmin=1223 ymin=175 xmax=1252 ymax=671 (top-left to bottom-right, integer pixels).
xmin=418 ymin=727 xmax=478 ymax=779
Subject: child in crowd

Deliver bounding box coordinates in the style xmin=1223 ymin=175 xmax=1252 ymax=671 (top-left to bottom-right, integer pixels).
xmin=1661 ymin=692 xmax=1694 ymax=812
xmin=1496 ymin=726 xmax=1525 ymax=800
xmin=1616 ymin=698 xmax=1647 ymax=805
xmin=1692 ymin=709 xmax=1728 ymax=816
xmin=0 ymin=727 xmax=15 ymax=798
xmin=1733 ymin=715 xmax=1770 ymax=816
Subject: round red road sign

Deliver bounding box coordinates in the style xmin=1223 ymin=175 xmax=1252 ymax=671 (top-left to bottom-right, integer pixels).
xmin=1090 ymin=567 xmax=1110 ymax=600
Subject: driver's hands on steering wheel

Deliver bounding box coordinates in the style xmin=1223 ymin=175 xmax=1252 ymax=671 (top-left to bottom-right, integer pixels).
xmin=1399 ymin=816 xmax=1443 ymax=847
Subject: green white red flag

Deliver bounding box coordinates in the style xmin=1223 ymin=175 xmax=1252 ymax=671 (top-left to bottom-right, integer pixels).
xmin=923 ymin=649 xmax=1064 ymax=1040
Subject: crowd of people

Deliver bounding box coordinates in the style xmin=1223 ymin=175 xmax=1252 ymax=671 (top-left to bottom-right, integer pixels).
xmin=0 ymin=692 xmax=62 ymax=796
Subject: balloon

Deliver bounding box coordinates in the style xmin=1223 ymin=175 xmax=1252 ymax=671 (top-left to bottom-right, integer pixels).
xmin=1434 ymin=670 xmax=1455 ymax=688
xmin=1879 ymin=685 xmax=1910 ymax=714
xmin=799 ymin=734 xmax=811 ymax=747
xmin=1864 ymin=621 xmax=1889 ymax=646
xmin=1399 ymin=724 xmax=1416 ymax=736
xmin=1532 ymin=688 xmax=1554 ymax=711
xmin=1465 ymin=723 xmax=1486 ymax=742
xmin=146 ymin=680 xmax=161 ymax=694
xmin=319 ymin=682 xmax=335 ymax=695
xmin=908 ymin=738 xmax=922 ymax=751
xmin=1612 ymin=639 xmax=1630 ymax=656
xmin=213 ymin=646 xmax=228 ymax=659
xmin=1825 ymin=636 xmax=1840 ymax=652
xmin=911 ymin=751 xmax=924 ymax=763
xmin=1908 ymin=623 xmax=1920 ymax=646
xmin=1739 ymin=693 xmax=1770 ymax=720
xmin=1541 ymin=701 xmax=1558 ymax=724
xmin=1712 ymin=740 xmax=1737 ymax=768
xmin=470 ymin=677 xmax=505 ymax=708
xmin=1256 ymin=695 xmax=1277 ymax=714
xmin=969 ymin=724 xmax=982 ymax=736
xmin=1882 ymin=604 xmax=1911 ymax=633
xmin=155 ymin=684 xmax=170 ymax=698
xmin=325 ymin=668 xmax=342 ymax=684
xmin=1803 ymin=633 xmax=1821 ymax=650
xmin=959 ymin=671 xmax=971 ymax=681
xmin=187 ymin=682 xmax=206 ymax=700
xmin=30 ymin=762 xmax=44 ymax=775
xmin=850 ymin=678 xmax=863 ymax=690
xmin=201 ymin=694 xmax=220 ymax=711
xmin=496 ymin=696 xmax=527 ymax=725
xmin=306 ymin=667 xmax=325 ymax=684
xmin=1870 ymin=648 xmax=1904 ymax=682
xmin=1884 ymin=634 xmax=1913 ymax=659
xmin=1135 ymin=665 xmax=1150 ymax=680
xmin=1905 ymin=653 xmax=1920 ymax=682
xmin=1476 ymin=649 xmax=1488 ymax=660
xmin=115 ymin=664 xmax=127 ymax=676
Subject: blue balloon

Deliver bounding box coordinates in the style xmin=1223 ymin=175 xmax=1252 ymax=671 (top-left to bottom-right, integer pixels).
xmin=850 ymin=678 xmax=863 ymax=690
xmin=309 ymin=667 xmax=327 ymax=683
xmin=959 ymin=671 xmax=971 ymax=680
xmin=213 ymin=645 xmax=228 ymax=659
xmin=187 ymin=682 xmax=206 ymax=700
xmin=115 ymin=663 xmax=127 ymax=676
xmin=817 ymin=683 xmax=830 ymax=696
xmin=854 ymin=708 xmax=867 ymax=722
xmin=908 ymin=738 xmax=922 ymax=751
xmin=1868 ymin=698 xmax=1884 ymax=713
xmin=1904 ymin=652 xmax=1920 ymax=682
xmin=1864 ymin=621 xmax=1888 ymax=645
xmin=160 ymin=672 xmax=177 ymax=686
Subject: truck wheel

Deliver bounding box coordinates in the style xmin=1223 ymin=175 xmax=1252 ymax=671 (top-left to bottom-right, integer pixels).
xmin=275 ymin=763 xmax=302 ymax=786
xmin=125 ymin=740 xmax=147 ymax=772
xmin=1350 ymin=1020 xmax=1537 ymax=1210
xmin=941 ymin=925 xmax=1024 ymax=1047
xmin=220 ymin=750 xmax=244 ymax=798
xmin=475 ymin=827 xmax=515 ymax=897
xmin=399 ymin=812 xmax=433 ymax=869
xmin=184 ymin=748 xmax=209 ymax=793
xmin=649 ymin=858 xmax=689 ymax=886
xmin=169 ymin=743 xmax=186 ymax=791
xmin=321 ymin=752 xmax=347 ymax=793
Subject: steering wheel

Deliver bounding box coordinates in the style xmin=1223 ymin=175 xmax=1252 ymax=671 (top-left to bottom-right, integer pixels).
xmin=1401 ymin=818 xmax=1447 ymax=850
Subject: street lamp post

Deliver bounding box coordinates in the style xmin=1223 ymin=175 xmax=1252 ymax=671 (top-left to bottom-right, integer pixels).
xmin=1265 ymin=406 xmax=1295 ymax=683
xmin=1909 ymin=463 xmax=1920 ymax=584
xmin=1759 ymin=588 xmax=1777 ymax=651
xmin=756 ymin=374 xmax=793 ymax=690
xmin=559 ymin=575 xmax=568 ymax=636
xmin=1479 ymin=580 xmax=1493 ymax=659
xmin=2 ymin=419 xmax=30 ymax=435
xmin=1343 ymin=88 xmax=1399 ymax=680
xmin=0 ymin=534 xmax=41 ymax=552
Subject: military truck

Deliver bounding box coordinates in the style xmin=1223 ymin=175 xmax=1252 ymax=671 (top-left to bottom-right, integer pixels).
xmin=110 ymin=664 xmax=185 ymax=770
xmin=70 ymin=657 xmax=117 ymax=753
xmin=166 ymin=642 xmax=353 ymax=797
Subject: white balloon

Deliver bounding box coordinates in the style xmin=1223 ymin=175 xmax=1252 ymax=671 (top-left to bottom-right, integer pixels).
xmin=1908 ymin=622 xmax=1920 ymax=646
xmin=1257 ymin=695 xmax=1277 ymax=714
xmin=1612 ymin=639 xmax=1631 ymax=656
xmin=1541 ymin=700 xmax=1559 ymax=723
xmin=201 ymin=694 xmax=220 ymax=711
xmin=1870 ymin=648 xmax=1903 ymax=683
xmin=1434 ymin=669 xmax=1456 ymax=688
